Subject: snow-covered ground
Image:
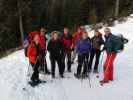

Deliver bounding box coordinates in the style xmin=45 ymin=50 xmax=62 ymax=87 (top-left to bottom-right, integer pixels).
xmin=0 ymin=17 xmax=133 ymax=100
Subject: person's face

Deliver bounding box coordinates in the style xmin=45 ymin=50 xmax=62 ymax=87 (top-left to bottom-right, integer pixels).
xmin=77 ymin=28 xmax=81 ymax=33
xmin=82 ymin=32 xmax=88 ymax=39
xmin=64 ymin=28 xmax=69 ymax=35
xmin=53 ymin=33 xmax=58 ymax=40
xmin=80 ymin=26 xmax=85 ymax=32
xmin=34 ymin=35 xmax=39 ymax=44
xmin=95 ymin=31 xmax=99 ymax=36
xmin=40 ymin=28 xmax=46 ymax=36
xmin=104 ymin=30 xmax=110 ymax=37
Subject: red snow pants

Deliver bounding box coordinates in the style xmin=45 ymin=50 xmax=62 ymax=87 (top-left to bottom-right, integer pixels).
xmin=103 ymin=52 xmax=117 ymax=81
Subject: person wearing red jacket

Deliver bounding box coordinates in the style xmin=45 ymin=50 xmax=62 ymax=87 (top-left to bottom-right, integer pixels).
xmin=71 ymin=26 xmax=84 ymax=63
xmin=27 ymin=34 xmax=42 ymax=84
xmin=61 ymin=27 xmax=73 ymax=72
xmin=39 ymin=27 xmax=50 ymax=74
xmin=28 ymin=31 xmax=40 ymax=44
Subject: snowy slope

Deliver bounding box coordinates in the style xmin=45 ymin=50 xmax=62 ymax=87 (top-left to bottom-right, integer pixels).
xmin=0 ymin=17 xmax=133 ymax=100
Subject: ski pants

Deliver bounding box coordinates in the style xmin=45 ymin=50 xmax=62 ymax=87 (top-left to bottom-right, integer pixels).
xmin=88 ymin=49 xmax=101 ymax=71
xmin=103 ymin=52 xmax=117 ymax=81
xmin=62 ymin=51 xmax=72 ymax=72
xmin=39 ymin=50 xmax=49 ymax=73
xmin=77 ymin=54 xmax=89 ymax=75
xmin=30 ymin=60 xmax=40 ymax=81
xmin=50 ymin=56 xmax=64 ymax=76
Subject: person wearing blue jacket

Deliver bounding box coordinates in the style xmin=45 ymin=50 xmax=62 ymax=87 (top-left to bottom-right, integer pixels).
xmin=74 ymin=31 xmax=91 ymax=78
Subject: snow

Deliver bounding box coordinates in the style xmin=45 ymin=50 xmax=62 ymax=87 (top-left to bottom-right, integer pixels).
xmin=130 ymin=14 xmax=133 ymax=17
xmin=0 ymin=17 xmax=133 ymax=100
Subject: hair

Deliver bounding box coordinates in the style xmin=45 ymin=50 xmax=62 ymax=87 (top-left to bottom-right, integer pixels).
xmin=51 ymin=31 xmax=59 ymax=36
xmin=104 ymin=27 xmax=111 ymax=32
xmin=82 ymin=31 xmax=88 ymax=36
xmin=64 ymin=26 xmax=69 ymax=29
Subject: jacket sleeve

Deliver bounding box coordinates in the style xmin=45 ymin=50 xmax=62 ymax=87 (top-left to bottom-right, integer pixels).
xmin=76 ymin=41 xmax=80 ymax=54
xmin=107 ymin=38 xmax=113 ymax=53
xmin=100 ymin=36 xmax=105 ymax=45
xmin=47 ymin=41 xmax=51 ymax=52
xmin=27 ymin=46 xmax=31 ymax=58
xmin=60 ymin=40 xmax=65 ymax=56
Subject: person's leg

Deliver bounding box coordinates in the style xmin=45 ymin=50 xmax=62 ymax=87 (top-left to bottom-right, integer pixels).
xmin=108 ymin=53 xmax=117 ymax=81
xmin=67 ymin=52 xmax=72 ymax=72
xmin=71 ymin=49 xmax=76 ymax=63
xmin=31 ymin=61 xmax=40 ymax=82
xmin=50 ymin=57 xmax=56 ymax=78
xmin=39 ymin=52 xmax=45 ymax=72
xmin=56 ymin=57 xmax=64 ymax=77
xmin=77 ymin=55 xmax=84 ymax=75
xmin=62 ymin=54 xmax=66 ymax=73
xmin=94 ymin=50 xmax=101 ymax=72
xmin=88 ymin=50 xmax=95 ymax=71
xmin=44 ymin=56 xmax=50 ymax=74
xmin=82 ymin=54 xmax=89 ymax=75
xmin=103 ymin=53 xmax=111 ymax=82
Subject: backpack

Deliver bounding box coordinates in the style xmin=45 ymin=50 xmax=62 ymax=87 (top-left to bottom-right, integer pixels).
xmin=112 ymin=34 xmax=128 ymax=53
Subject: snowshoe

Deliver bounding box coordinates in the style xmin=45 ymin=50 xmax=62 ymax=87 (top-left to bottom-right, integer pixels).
xmin=28 ymin=80 xmax=46 ymax=87
xmin=60 ymin=74 xmax=64 ymax=78
xmin=93 ymin=70 xmax=98 ymax=74
xmin=74 ymin=73 xmax=81 ymax=79
xmin=28 ymin=81 xmax=39 ymax=87
xmin=96 ymin=75 xmax=99 ymax=78
xmin=68 ymin=69 xmax=71 ymax=73
xmin=99 ymin=80 xmax=109 ymax=86
xmin=45 ymin=70 xmax=51 ymax=75
xmin=81 ymin=74 xmax=88 ymax=79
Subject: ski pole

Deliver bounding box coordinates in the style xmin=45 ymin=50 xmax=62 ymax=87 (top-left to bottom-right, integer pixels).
xmin=85 ymin=56 xmax=91 ymax=88
xmin=27 ymin=63 xmax=31 ymax=77
xmin=97 ymin=51 xmax=104 ymax=78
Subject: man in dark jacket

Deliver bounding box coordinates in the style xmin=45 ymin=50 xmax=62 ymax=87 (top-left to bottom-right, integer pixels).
xmin=100 ymin=27 xmax=117 ymax=85
xmin=61 ymin=27 xmax=73 ymax=72
xmin=74 ymin=31 xmax=91 ymax=78
xmin=47 ymin=31 xmax=64 ymax=78
xmin=39 ymin=27 xmax=50 ymax=74
xmin=88 ymin=29 xmax=104 ymax=73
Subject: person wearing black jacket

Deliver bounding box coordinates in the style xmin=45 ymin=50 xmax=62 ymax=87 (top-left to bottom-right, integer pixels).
xmin=61 ymin=27 xmax=73 ymax=72
xmin=47 ymin=31 xmax=64 ymax=78
xmin=88 ymin=29 xmax=104 ymax=73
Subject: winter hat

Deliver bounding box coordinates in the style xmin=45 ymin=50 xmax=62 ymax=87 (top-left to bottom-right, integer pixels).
xmin=104 ymin=27 xmax=111 ymax=33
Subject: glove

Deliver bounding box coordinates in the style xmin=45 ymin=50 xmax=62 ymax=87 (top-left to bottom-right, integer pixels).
xmin=101 ymin=46 xmax=105 ymax=52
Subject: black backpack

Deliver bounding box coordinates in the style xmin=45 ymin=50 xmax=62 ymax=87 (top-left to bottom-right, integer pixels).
xmin=112 ymin=34 xmax=128 ymax=53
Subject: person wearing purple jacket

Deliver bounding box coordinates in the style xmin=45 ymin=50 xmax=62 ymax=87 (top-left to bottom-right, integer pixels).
xmin=74 ymin=31 xmax=91 ymax=79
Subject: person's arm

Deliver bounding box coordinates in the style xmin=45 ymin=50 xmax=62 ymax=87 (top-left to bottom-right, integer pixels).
xmin=100 ymin=36 xmax=105 ymax=45
xmin=47 ymin=40 xmax=51 ymax=52
xmin=60 ymin=40 xmax=65 ymax=57
xmin=108 ymin=38 xmax=114 ymax=53
xmin=76 ymin=40 xmax=80 ymax=54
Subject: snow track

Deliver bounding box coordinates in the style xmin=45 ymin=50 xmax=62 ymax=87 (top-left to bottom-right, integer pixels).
xmin=0 ymin=17 xmax=133 ymax=100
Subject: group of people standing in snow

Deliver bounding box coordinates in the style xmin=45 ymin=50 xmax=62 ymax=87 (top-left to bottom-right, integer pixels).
xmin=24 ymin=26 xmax=128 ymax=86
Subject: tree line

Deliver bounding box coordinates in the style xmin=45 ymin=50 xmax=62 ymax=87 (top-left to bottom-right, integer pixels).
xmin=0 ymin=0 xmax=133 ymax=56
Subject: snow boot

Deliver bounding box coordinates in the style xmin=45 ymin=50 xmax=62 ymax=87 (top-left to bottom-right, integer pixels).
xmin=100 ymin=80 xmax=109 ymax=86
xmin=74 ymin=73 xmax=81 ymax=79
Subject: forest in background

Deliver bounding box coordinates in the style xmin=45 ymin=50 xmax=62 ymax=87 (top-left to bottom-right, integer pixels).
xmin=0 ymin=0 xmax=133 ymax=57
